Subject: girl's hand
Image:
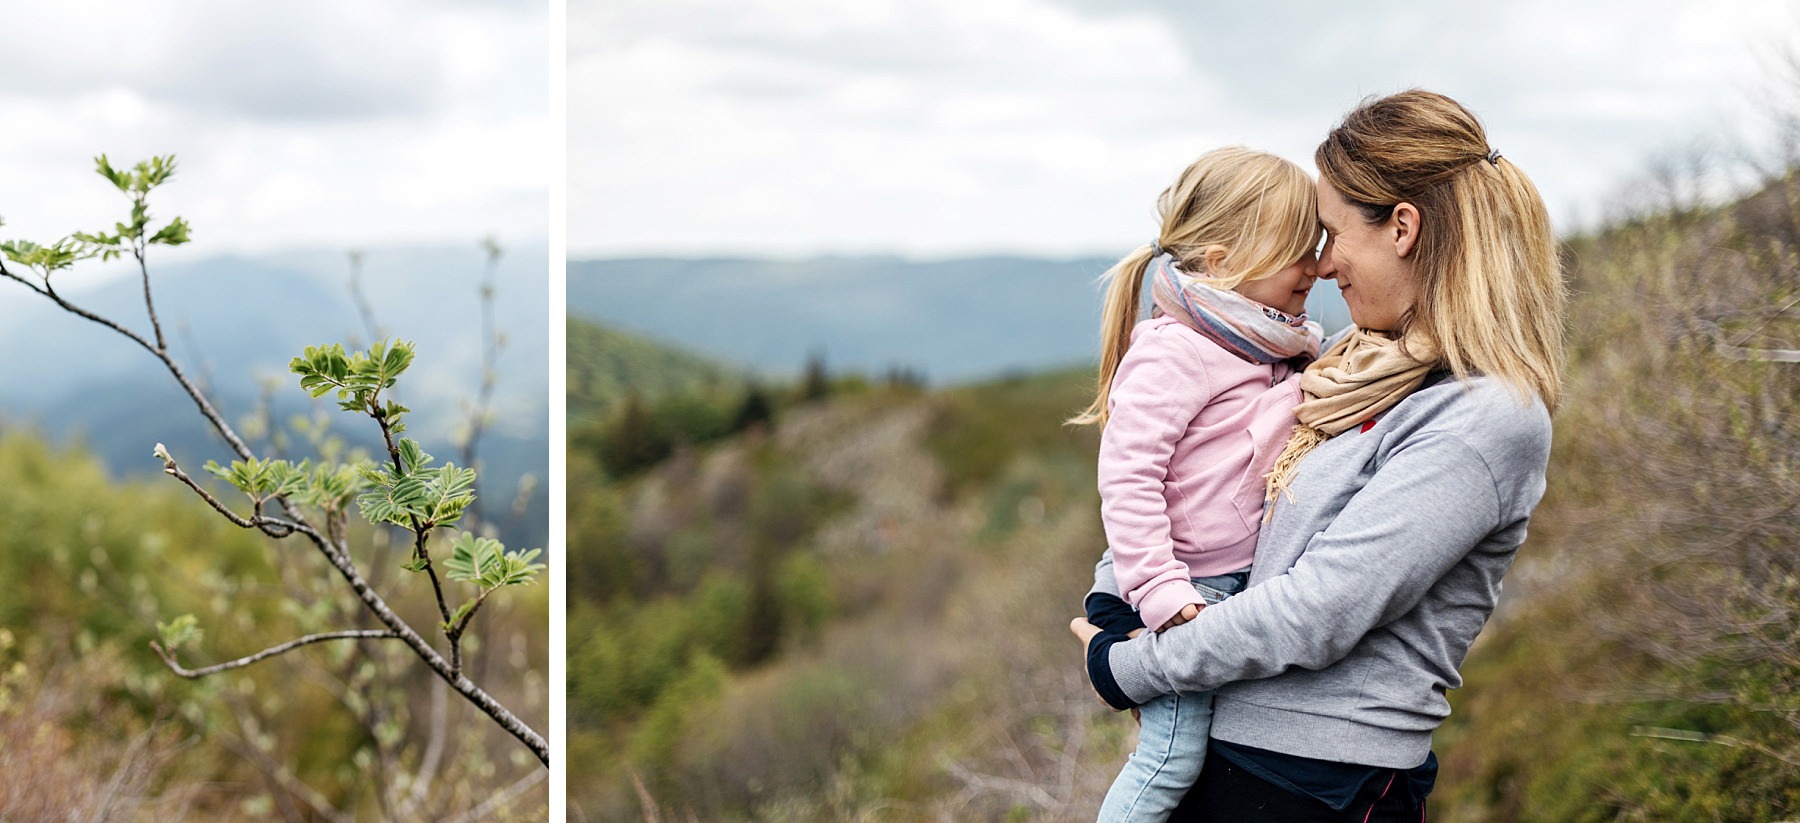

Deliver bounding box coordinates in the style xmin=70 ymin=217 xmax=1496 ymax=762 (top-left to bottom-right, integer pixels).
xmin=1155 ymin=603 xmax=1202 ymax=632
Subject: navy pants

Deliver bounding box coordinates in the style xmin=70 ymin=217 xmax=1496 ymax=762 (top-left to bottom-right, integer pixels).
xmin=1168 ymin=749 xmax=1425 ymax=822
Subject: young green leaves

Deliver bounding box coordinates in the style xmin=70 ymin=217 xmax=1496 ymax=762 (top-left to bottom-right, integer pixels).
xmin=0 ymin=155 xmax=191 ymax=281
xmin=157 ymin=614 xmax=204 ymax=652
xmin=0 ymin=238 xmax=86 ymax=278
xmin=444 ymin=533 xmax=544 ymax=591
xmin=443 ymin=533 xmax=545 ymax=631
xmin=291 ymin=340 xmax=415 ymax=421
xmin=289 ymin=336 xmax=540 ymax=666
xmin=205 ymin=456 xmax=308 ymax=507
xmin=355 ymin=441 xmax=476 ymax=531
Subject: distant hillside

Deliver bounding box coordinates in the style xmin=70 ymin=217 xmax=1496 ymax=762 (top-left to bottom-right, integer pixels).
xmin=567 ymin=315 xmax=747 ymax=420
xmin=569 ymin=255 xmax=1354 ymax=386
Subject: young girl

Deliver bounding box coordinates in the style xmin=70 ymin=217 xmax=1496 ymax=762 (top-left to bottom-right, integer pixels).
xmin=1070 ymin=147 xmax=1323 ymax=822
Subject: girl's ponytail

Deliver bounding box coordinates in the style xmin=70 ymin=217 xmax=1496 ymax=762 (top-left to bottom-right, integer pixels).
xmin=1066 ymin=244 xmax=1156 ymax=427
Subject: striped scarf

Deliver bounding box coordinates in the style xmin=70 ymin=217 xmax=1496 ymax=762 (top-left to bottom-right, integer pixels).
xmin=1148 ymin=254 xmax=1322 ymax=365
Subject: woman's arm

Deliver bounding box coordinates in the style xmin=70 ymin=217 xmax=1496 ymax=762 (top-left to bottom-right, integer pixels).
xmin=1102 ymin=421 xmax=1541 ymax=705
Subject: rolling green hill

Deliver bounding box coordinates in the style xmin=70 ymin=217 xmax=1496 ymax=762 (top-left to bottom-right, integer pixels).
xmin=567 ymin=315 xmax=748 ymax=421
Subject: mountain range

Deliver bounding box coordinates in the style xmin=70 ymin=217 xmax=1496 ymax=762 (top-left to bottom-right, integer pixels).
xmin=567 ymin=255 xmax=1352 ymax=385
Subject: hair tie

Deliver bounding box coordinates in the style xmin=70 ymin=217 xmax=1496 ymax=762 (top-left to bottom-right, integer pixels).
xmin=1149 ymin=240 xmax=1165 ymax=258
xmin=1485 ymin=148 xmax=1502 ymax=166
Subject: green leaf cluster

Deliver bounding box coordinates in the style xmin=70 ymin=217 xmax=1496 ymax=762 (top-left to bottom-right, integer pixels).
xmin=291 ymin=339 xmax=415 ymax=420
xmin=442 ymin=533 xmax=545 ymax=630
xmin=0 ymin=238 xmax=86 ymax=276
xmin=444 ymin=533 xmax=544 ymax=590
xmin=156 ymin=614 xmax=203 ymax=651
xmin=205 ymin=457 xmax=307 ymax=505
xmin=96 ymin=154 xmax=178 ymax=195
xmin=200 ymin=455 xmax=367 ymax=514
xmin=285 ymin=334 xmax=540 ymax=646
xmin=354 ymin=441 xmax=475 ymax=530
xmin=0 ymin=154 xmax=191 ymax=279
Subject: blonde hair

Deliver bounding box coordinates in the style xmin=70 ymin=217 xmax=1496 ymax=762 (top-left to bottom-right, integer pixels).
xmin=1069 ymin=147 xmax=1320 ymax=427
xmin=1316 ymin=90 xmax=1567 ymax=411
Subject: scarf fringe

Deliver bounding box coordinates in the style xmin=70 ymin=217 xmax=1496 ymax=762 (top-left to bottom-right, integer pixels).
xmin=1263 ymin=424 xmax=1331 ymax=523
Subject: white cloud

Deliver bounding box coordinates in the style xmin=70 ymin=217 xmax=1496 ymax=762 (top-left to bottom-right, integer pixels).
xmin=0 ymin=0 xmax=548 ymax=261
xmin=572 ymin=0 xmax=1216 ymax=256
xmin=573 ymin=0 xmax=1800 ymax=257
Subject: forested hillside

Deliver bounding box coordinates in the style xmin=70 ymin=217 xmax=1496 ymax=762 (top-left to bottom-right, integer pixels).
xmin=568 ymin=315 xmax=748 ymax=420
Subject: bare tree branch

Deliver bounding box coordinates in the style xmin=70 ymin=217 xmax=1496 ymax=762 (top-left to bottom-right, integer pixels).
xmin=150 ymin=630 xmax=402 ymax=678
xmin=458 ymin=236 xmax=504 ymax=531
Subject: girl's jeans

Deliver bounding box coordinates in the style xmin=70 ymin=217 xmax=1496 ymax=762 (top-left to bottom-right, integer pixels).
xmin=1095 ymin=570 xmax=1249 ymax=823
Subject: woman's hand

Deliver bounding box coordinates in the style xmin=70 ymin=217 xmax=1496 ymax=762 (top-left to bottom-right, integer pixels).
xmin=1070 ymin=617 xmax=1141 ymax=718
xmin=1069 ymin=616 xmax=1104 ymax=646
xmin=1069 ymin=618 xmax=1110 ymax=710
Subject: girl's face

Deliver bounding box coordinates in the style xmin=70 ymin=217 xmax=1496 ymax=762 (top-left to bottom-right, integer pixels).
xmin=1316 ymin=178 xmax=1419 ymax=332
xmin=1233 ymin=248 xmax=1318 ymax=317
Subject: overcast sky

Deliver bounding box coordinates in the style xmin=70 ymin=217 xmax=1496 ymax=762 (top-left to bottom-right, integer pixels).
xmin=0 ymin=0 xmax=547 ymax=260
xmin=573 ymin=0 xmax=1800 ymax=259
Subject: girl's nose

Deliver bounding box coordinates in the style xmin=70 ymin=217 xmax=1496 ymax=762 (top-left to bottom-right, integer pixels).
xmin=1316 ymin=246 xmax=1339 ymax=280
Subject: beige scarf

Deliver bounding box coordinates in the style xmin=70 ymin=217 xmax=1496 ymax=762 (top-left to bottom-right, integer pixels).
xmin=1263 ymin=329 xmax=1439 ymax=515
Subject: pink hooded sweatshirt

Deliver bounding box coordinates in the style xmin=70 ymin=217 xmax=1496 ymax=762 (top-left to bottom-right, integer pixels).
xmin=1099 ymin=315 xmax=1302 ymax=632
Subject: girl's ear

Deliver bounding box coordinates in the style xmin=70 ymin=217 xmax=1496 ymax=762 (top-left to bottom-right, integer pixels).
xmin=1202 ymin=244 xmax=1230 ymax=275
xmin=1392 ymin=203 xmax=1421 ymax=258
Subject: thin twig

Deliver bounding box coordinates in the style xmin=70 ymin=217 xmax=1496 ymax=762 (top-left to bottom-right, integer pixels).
xmin=401 ymin=675 xmax=452 ymax=820
xmin=627 ymin=765 xmax=664 ymax=823
xmin=156 ymin=453 xmax=298 ymax=537
xmin=346 ymin=249 xmax=384 ymax=348
xmin=223 ymin=702 xmax=354 ymax=823
xmin=0 ymin=259 xmax=256 ymax=460
xmin=150 ymin=630 xmax=402 ymax=678
xmin=291 ymin=523 xmax=549 ymax=763
xmin=1696 ymin=318 xmax=1800 ymax=362
xmin=1630 ymin=725 xmax=1800 ymax=769
xmin=134 ymin=244 xmax=167 ymax=352
xmin=444 ymin=768 xmax=548 ymax=823
xmin=459 ymin=238 xmax=503 ymax=531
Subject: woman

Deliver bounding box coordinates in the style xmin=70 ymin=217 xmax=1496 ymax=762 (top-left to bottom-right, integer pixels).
xmin=1072 ymin=89 xmax=1566 ymax=821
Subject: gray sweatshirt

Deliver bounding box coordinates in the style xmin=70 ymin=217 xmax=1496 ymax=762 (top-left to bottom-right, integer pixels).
xmin=1092 ymin=372 xmax=1551 ymax=769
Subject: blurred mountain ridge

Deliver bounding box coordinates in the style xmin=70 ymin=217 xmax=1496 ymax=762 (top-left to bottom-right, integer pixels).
xmin=569 ymin=255 xmax=1354 ymax=385
xmin=0 ymin=244 xmax=550 ymax=547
